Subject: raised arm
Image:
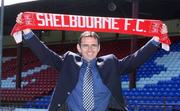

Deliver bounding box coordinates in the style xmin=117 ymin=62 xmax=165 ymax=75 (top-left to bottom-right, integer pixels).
xmin=118 ymin=24 xmax=168 ymax=74
xmin=118 ymin=38 xmax=159 ymax=74
xmin=16 ymin=13 xmax=64 ymax=70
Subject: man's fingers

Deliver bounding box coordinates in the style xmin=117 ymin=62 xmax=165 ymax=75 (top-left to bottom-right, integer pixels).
xmin=161 ymin=24 xmax=168 ymax=34
xmin=16 ymin=19 xmax=22 ymax=24
xmin=16 ymin=12 xmax=23 ymax=24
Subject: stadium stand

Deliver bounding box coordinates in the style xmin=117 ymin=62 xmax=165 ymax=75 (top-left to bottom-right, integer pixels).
xmin=1 ymin=39 xmax=180 ymax=111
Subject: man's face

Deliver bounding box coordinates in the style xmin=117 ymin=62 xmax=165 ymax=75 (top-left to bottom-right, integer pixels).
xmin=77 ymin=36 xmax=100 ymax=62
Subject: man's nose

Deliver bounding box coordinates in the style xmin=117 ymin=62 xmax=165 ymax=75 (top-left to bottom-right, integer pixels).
xmin=87 ymin=46 xmax=93 ymax=51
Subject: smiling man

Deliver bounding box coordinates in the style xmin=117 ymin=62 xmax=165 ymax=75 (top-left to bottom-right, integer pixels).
xmin=15 ymin=13 xmax=167 ymax=111
xmin=77 ymin=31 xmax=100 ymax=62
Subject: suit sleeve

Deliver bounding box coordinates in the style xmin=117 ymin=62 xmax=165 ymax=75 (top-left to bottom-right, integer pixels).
xmin=118 ymin=39 xmax=159 ymax=74
xmin=23 ymin=32 xmax=64 ymax=71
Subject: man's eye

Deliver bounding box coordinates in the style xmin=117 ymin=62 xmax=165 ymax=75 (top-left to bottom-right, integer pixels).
xmin=92 ymin=44 xmax=98 ymax=48
xmin=82 ymin=44 xmax=88 ymax=47
xmin=81 ymin=44 xmax=98 ymax=49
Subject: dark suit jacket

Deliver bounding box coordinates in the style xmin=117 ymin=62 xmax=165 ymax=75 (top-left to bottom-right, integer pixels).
xmin=24 ymin=33 xmax=159 ymax=111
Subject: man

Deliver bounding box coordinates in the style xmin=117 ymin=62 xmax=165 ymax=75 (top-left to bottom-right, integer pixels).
xmin=16 ymin=13 xmax=166 ymax=111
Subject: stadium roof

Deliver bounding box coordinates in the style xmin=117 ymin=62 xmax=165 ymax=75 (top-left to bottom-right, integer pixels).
xmin=2 ymin=0 xmax=180 ymax=35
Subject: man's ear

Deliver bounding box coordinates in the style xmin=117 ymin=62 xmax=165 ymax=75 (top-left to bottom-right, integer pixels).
xmin=77 ymin=44 xmax=81 ymax=53
xmin=98 ymin=45 xmax=100 ymax=52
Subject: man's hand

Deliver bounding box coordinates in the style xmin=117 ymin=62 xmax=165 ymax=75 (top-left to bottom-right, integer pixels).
xmin=16 ymin=12 xmax=31 ymax=34
xmin=159 ymin=23 xmax=170 ymax=44
xmin=153 ymin=23 xmax=171 ymax=51
xmin=161 ymin=24 xmax=168 ymax=35
xmin=153 ymin=24 xmax=168 ymax=42
xmin=159 ymin=23 xmax=171 ymax=51
xmin=16 ymin=12 xmax=23 ymax=25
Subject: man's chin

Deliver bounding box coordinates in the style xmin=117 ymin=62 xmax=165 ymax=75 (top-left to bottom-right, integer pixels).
xmin=86 ymin=58 xmax=95 ymax=62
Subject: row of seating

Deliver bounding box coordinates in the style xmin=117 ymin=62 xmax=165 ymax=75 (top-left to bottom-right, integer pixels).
xmin=1 ymin=39 xmax=180 ymax=110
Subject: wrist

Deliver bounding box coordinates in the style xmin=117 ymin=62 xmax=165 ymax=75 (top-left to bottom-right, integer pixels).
xmin=152 ymin=36 xmax=160 ymax=43
xmin=23 ymin=29 xmax=31 ymax=35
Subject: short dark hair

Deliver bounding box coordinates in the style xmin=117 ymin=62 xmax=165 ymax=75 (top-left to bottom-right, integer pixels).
xmin=78 ymin=31 xmax=100 ymax=45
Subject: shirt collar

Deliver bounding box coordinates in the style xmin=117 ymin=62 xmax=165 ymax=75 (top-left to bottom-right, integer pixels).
xmin=82 ymin=58 xmax=97 ymax=68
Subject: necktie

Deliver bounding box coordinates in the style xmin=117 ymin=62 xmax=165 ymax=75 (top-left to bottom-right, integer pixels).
xmin=82 ymin=63 xmax=95 ymax=111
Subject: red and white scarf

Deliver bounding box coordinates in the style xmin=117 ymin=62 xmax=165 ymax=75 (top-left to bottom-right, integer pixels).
xmin=11 ymin=12 xmax=171 ymax=51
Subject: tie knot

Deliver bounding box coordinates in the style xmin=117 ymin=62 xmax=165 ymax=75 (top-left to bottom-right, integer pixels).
xmin=87 ymin=62 xmax=91 ymax=68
